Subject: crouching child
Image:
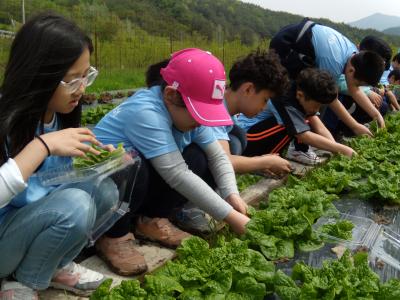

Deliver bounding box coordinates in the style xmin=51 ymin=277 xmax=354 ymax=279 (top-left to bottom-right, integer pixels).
xmin=239 ymin=68 xmax=355 ymax=159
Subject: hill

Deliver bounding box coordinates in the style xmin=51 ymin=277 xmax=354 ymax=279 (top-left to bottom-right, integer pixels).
xmin=349 ymin=13 xmax=400 ymax=32
xmin=383 ymin=26 xmax=400 ymax=37
xmin=104 ymin=0 xmax=400 ymax=45
xmin=1 ymin=0 xmax=400 ymax=46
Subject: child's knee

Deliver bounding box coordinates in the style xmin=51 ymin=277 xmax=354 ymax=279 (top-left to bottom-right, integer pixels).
xmin=94 ymin=178 xmax=119 ymax=216
xmin=52 ymin=188 xmax=96 ymax=235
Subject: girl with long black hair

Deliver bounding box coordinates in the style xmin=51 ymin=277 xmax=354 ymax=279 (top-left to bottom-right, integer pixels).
xmin=0 ymin=12 xmax=107 ymax=299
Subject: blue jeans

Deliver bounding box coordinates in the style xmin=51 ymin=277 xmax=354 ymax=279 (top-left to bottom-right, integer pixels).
xmin=0 ymin=179 xmax=117 ymax=290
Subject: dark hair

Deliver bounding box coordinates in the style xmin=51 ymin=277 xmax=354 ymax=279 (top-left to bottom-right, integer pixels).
xmin=146 ymin=58 xmax=170 ymax=88
xmin=145 ymin=58 xmax=186 ymax=106
xmin=296 ymin=68 xmax=337 ymax=104
xmin=388 ymin=69 xmax=400 ymax=82
xmin=359 ymin=36 xmax=392 ymax=70
xmin=393 ymin=53 xmax=400 ymax=63
xmin=0 ymin=12 xmax=93 ymax=163
xmin=350 ymin=51 xmax=385 ymax=86
xmin=229 ymin=49 xmax=289 ymax=97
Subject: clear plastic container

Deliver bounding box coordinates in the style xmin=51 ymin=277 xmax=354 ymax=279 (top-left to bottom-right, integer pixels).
xmin=38 ymin=149 xmax=133 ymax=186
xmin=313 ymin=212 xmax=379 ymax=249
xmin=37 ymin=150 xmax=141 ymax=246
xmin=311 ymin=212 xmax=400 ymax=281
xmin=369 ymin=227 xmax=400 ymax=280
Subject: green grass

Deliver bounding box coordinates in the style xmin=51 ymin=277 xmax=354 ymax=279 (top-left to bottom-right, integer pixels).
xmin=0 ymin=64 xmax=145 ymax=93
xmin=86 ymin=68 xmax=146 ymax=93
xmin=0 ymin=38 xmax=11 ymax=84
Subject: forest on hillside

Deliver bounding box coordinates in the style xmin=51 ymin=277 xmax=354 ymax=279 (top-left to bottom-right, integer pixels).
xmin=1 ymin=0 xmax=399 ymax=91
xmin=1 ymin=0 xmax=400 ymax=46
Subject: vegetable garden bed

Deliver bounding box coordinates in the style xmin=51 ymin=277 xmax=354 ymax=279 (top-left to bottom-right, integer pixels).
xmin=86 ymin=112 xmax=400 ymax=299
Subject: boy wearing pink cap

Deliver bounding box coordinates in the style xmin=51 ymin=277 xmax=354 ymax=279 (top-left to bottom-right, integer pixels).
xmin=93 ymin=48 xmax=250 ymax=276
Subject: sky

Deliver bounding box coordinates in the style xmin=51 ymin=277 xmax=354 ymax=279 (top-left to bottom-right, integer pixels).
xmin=241 ymin=0 xmax=400 ymax=23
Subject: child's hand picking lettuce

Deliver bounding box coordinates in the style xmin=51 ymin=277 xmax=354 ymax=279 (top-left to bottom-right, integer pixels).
xmin=73 ymin=143 xmax=125 ymax=169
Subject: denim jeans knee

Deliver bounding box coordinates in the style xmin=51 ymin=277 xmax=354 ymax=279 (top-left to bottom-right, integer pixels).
xmin=66 ymin=178 xmax=119 ymax=220
xmin=52 ymin=188 xmax=96 ymax=237
xmin=0 ymin=187 xmax=96 ymax=289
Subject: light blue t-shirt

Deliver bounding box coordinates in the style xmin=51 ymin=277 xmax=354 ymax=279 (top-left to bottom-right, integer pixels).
xmin=211 ymin=122 xmax=233 ymax=141
xmin=381 ymin=67 xmax=392 ymax=86
xmin=238 ymin=101 xmax=283 ymax=132
xmin=210 ymin=100 xmax=237 ymax=141
xmin=0 ymin=117 xmax=70 ymax=224
xmin=93 ymin=86 xmax=216 ymax=159
xmin=311 ymin=24 xmax=358 ymax=80
xmin=337 ymin=74 xmax=372 ymax=96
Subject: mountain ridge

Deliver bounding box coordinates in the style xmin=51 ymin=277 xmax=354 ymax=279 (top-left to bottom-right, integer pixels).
xmin=349 ymin=13 xmax=400 ymax=31
xmin=383 ymin=26 xmax=400 ymax=37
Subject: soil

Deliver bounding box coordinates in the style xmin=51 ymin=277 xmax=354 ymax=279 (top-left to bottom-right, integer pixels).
xmin=81 ymin=93 xmax=97 ymax=105
xmin=98 ymin=92 xmax=113 ymax=104
xmin=114 ymin=92 xmax=125 ymax=99
xmin=372 ymin=213 xmax=391 ymax=225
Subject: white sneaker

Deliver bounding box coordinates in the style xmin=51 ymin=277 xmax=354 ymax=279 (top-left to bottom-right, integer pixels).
xmin=286 ymin=143 xmax=322 ymax=165
xmin=0 ymin=280 xmax=38 ymax=300
xmin=310 ymin=146 xmax=332 ymax=158
xmin=50 ymin=262 xmax=106 ymax=296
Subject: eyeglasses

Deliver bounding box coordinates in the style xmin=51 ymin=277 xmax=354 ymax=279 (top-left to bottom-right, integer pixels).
xmin=60 ymin=66 xmax=98 ymax=94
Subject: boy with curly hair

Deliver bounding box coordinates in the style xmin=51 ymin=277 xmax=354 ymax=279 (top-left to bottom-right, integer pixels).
xmin=211 ymin=50 xmax=293 ymax=177
xmin=238 ymin=68 xmax=355 ymax=160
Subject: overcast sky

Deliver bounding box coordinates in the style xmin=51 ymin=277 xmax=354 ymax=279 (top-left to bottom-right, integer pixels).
xmin=241 ymin=0 xmax=400 ymax=23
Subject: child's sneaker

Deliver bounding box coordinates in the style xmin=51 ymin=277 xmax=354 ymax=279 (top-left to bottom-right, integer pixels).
xmin=286 ymin=143 xmax=322 ymax=165
xmin=50 ymin=262 xmax=106 ymax=296
xmin=95 ymin=232 xmax=148 ymax=276
xmin=0 ymin=280 xmax=38 ymax=300
xmin=310 ymin=146 xmax=332 ymax=158
xmin=169 ymin=205 xmax=213 ymax=234
xmin=135 ymin=217 xmax=191 ymax=248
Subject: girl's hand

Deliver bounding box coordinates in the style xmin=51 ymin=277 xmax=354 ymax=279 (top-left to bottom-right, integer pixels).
xmin=340 ymin=145 xmax=356 ymax=158
xmin=376 ymin=114 xmax=385 ymax=129
xmin=352 ymin=123 xmax=373 ymax=137
xmin=224 ymin=209 xmax=250 ymax=235
xmin=40 ymin=128 xmax=101 ymax=157
xmin=368 ymin=91 xmax=383 ymax=108
xmin=226 ymin=193 xmax=248 ymax=215
xmin=101 ymin=144 xmax=116 ymax=152
xmin=261 ymin=154 xmax=292 ymax=177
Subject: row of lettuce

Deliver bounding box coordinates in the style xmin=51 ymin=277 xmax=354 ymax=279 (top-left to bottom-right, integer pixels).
xmin=90 ymin=113 xmax=400 ymax=299
xmin=91 ymin=237 xmax=400 ymax=299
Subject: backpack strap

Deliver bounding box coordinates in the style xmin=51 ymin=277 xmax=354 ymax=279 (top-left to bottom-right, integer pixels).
xmin=296 ymin=20 xmax=315 ymax=44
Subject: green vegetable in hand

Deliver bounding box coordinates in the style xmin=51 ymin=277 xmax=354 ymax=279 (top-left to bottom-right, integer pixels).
xmin=73 ymin=143 xmax=125 ymax=169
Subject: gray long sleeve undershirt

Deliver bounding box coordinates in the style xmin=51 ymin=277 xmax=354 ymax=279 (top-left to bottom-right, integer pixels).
xmin=149 ymin=141 xmax=238 ymax=221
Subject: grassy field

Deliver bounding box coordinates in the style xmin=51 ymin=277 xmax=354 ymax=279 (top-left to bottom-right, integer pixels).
xmin=0 ymin=37 xmax=11 ymax=83
xmin=86 ymin=68 xmax=146 ymax=93
xmin=0 ymin=28 xmax=258 ymax=92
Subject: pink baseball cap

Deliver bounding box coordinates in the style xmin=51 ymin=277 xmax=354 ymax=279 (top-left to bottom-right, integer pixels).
xmin=160 ymin=48 xmax=233 ymax=127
